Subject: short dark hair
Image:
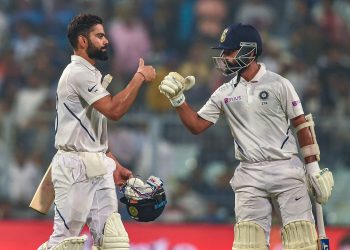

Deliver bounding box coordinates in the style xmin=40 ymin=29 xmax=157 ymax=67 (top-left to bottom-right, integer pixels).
xmin=67 ymin=13 xmax=103 ymax=49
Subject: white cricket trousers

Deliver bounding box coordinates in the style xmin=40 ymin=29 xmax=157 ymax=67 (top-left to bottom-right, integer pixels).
xmin=47 ymin=151 xmax=118 ymax=249
xmin=230 ymin=155 xmax=314 ymax=240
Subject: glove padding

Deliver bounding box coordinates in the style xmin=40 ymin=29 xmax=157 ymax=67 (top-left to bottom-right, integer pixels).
xmin=306 ymin=162 xmax=334 ymax=204
xmin=158 ymin=72 xmax=195 ymax=107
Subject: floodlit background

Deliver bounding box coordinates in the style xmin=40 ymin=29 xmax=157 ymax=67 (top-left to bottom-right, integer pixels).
xmin=0 ymin=0 xmax=350 ymax=249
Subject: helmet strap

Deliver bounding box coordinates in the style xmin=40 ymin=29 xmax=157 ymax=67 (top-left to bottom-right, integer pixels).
xmin=234 ymin=70 xmax=242 ymax=88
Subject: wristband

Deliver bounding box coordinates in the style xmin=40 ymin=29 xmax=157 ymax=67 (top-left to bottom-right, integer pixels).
xmin=170 ymin=94 xmax=185 ymax=107
xmin=137 ymin=71 xmax=146 ymax=81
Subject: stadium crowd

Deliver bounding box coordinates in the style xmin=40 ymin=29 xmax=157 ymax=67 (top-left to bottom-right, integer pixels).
xmin=0 ymin=0 xmax=350 ymax=225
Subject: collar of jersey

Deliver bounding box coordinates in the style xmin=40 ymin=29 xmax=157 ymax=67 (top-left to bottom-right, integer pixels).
xmin=71 ymin=55 xmax=97 ymax=71
xmin=239 ymin=63 xmax=266 ymax=85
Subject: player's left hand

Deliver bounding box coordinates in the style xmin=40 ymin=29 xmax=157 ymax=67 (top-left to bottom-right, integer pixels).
xmin=306 ymin=162 xmax=334 ymax=204
xmin=113 ymin=165 xmax=133 ymax=187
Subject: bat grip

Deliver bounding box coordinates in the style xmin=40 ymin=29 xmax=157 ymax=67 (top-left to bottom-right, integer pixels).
xmin=315 ymin=202 xmax=326 ymax=238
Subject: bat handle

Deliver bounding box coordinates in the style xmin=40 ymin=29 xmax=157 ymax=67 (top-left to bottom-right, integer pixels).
xmin=315 ymin=202 xmax=326 ymax=238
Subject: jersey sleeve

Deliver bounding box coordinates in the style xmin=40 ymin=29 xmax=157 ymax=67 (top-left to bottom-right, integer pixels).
xmin=280 ymin=78 xmax=304 ymax=119
xmin=71 ymin=69 xmax=110 ymax=105
xmin=197 ymin=89 xmax=222 ymax=124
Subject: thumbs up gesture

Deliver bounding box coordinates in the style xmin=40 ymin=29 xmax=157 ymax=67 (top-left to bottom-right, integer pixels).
xmin=136 ymin=58 xmax=156 ymax=82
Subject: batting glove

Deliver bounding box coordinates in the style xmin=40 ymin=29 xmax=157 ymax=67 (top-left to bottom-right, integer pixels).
xmin=306 ymin=161 xmax=334 ymax=204
xmin=158 ymin=72 xmax=195 ymax=107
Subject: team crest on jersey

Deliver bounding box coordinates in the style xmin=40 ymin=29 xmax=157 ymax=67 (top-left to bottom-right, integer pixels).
xmin=259 ymin=90 xmax=269 ymax=105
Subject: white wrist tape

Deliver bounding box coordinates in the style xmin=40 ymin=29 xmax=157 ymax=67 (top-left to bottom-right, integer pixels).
xmin=305 ymin=161 xmax=320 ymax=174
xmin=170 ymin=93 xmax=185 ymax=107
xmin=294 ymin=113 xmax=320 ymax=161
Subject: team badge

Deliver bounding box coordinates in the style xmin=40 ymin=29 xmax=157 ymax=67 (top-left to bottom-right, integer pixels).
xmin=220 ymin=28 xmax=228 ymax=43
xmin=259 ymin=91 xmax=269 ymax=100
xmin=129 ymin=206 xmax=139 ymax=217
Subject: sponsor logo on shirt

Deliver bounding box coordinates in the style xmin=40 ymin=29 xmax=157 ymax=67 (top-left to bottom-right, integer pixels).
xmin=292 ymin=100 xmax=300 ymax=106
xmin=224 ymin=96 xmax=241 ymax=104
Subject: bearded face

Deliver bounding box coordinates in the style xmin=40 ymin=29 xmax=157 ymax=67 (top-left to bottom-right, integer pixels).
xmin=87 ymin=37 xmax=108 ymax=61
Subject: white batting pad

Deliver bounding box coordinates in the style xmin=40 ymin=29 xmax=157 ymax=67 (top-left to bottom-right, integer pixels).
xmin=101 ymin=213 xmax=129 ymax=249
xmin=281 ymin=220 xmax=317 ymax=250
xmin=232 ymin=221 xmax=267 ymax=250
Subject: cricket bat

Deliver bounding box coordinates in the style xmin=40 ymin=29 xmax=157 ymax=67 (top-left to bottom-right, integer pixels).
xmin=29 ymin=165 xmax=55 ymax=214
xmin=315 ymin=202 xmax=330 ymax=250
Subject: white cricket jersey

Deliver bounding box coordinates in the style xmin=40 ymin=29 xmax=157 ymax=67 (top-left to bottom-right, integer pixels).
xmin=54 ymin=55 xmax=110 ymax=152
xmin=198 ymin=63 xmax=304 ymax=162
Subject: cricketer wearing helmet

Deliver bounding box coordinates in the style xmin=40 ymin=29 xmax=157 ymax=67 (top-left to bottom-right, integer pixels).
xmin=159 ymin=23 xmax=334 ymax=250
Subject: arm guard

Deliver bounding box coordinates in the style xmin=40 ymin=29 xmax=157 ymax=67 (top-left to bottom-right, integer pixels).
xmin=294 ymin=113 xmax=320 ymax=161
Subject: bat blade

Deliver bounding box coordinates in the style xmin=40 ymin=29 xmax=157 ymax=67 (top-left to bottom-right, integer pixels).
xmin=29 ymin=165 xmax=55 ymax=214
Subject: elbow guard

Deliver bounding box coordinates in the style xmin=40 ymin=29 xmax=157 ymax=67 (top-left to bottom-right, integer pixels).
xmin=294 ymin=113 xmax=320 ymax=161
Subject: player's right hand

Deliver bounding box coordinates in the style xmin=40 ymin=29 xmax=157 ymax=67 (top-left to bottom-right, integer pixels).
xmin=136 ymin=58 xmax=156 ymax=82
xmin=158 ymin=72 xmax=195 ymax=107
xmin=113 ymin=164 xmax=133 ymax=187
xmin=307 ymin=166 xmax=334 ymax=204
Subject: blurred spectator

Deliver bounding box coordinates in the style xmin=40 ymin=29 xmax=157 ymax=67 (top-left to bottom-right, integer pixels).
xmin=334 ymin=0 xmax=350 ymax=27
xmin=234 ymin=0 xmax=276 ymax=31
xmin=162 ymin=178 xmax=208 ymax=222
xmin=0 ymin=50 xmax=23 ymax=118
xmin=290 ymin=23 xmax=326 ymax=66
xmin=145 ymin=65 xmax=173 ymax=113
xmin=108 ymin=124 xmax=176 ymax=185
xmin=301 ymin=80 xmax=323 ymax=115
xmin=11 ymin=0 xmax=44 ymax=27
xmin=108 ymin=0 xmax=152 ymax=82
xmin=11 ymin=69 xmax=49 ymax=129
xmin=311 ymin=0 xmax=349 ymax=46
xmin=148 ymin=1 xmax=179 ymax=52
xmin=177 ymin=0 xmax=196 ymax=48
xmin=0 ymin=6 xmax=9 ymax=52
xmin=8 ymin=149 xmax=42 ymax=206
xmin=282 ymin=58 xmax=312 ymax=96
xmin=12 ymin=21 xmax=42 ymax=63
xmin=195 ymin=0 xmax=228 ymax=42
xmin=284 ymin=0 xmax=314 ymax=33
xmin=177 ymin=40 xmax=212 ymax=107
xmin=316 ymin=46 xmax=350 ymax=116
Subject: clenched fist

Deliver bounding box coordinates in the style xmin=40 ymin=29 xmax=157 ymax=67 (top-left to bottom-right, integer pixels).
xmin=158 ymin=72 xmax=195 ymax=107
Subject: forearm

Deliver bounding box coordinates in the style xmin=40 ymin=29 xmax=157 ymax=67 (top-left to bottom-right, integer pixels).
xmin=106 ymin=149 xmax=121 ymax=168
xmin=176 ymin=102 xmax=209 ymax=134
xmin=109 ymin=73 xmax=144 ymax=120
